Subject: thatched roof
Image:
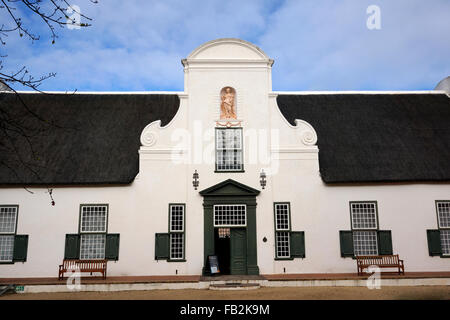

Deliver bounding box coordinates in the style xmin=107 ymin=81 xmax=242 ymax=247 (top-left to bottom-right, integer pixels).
xmin=0 ymin=92 xmax=179 ymax=185
xmin=0 ymin=91 xmax=449 ymax=186
xmin=277 ymin=93 xmax=450 ymax=183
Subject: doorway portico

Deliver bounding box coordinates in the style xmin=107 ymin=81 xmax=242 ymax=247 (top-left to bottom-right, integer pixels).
xmin=200 ymin=179 xmax=260 ymax=275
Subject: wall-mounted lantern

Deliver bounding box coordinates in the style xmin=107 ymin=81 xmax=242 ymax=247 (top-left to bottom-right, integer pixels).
xmin=193 ymin=170 xmax=199 ymax=190
xmin=260 ymin=169 xmax=266 ymax=189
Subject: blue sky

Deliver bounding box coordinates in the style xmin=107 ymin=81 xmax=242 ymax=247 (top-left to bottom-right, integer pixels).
xmin=1 ymin=0 xmax=449 ymax=91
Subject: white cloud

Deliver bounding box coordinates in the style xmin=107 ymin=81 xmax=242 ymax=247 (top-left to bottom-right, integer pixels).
xmin=2 ymin=0 xmax=449 ymax=91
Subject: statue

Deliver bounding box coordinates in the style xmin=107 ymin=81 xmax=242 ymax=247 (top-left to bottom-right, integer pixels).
xmin=220 ymin=87 xmax=236 ymax=119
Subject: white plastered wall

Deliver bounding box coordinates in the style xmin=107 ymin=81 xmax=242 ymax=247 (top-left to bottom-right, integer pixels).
xmin=0 ymin=39 xmax=449 ymax=278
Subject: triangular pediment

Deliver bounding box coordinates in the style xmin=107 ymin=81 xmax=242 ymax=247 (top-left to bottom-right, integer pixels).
xmin=199 ymin=179 xmax=260 ymax=197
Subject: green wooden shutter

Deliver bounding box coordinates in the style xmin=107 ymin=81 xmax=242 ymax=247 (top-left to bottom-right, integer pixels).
xmin=426 ymin=229 xmax=442 ymax=256
xmin=13 ymin=235 xmax=29 ymax=262
xmin=290 ymin=231 xmax=305 ymax=258
xmin=155 ymin=233 xmax=169 ymax=260
xmin=105 ymin=233 xmax=120 ymax=261
xmin=64 ymin=234 xmax=80 ymax=259
xmin=378 ymin=230 xmax=393 ymax=255
xmin=339 ymin=230 xmax=354 ymax=257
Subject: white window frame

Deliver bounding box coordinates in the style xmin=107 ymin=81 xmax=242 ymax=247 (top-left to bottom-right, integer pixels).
xmin=352 ymin=230 xmax=378 ymax=256
xmin=274 ymin=203 xmax=291 ymax=259
xmin=436 ymin=201 xmax=450 ymax=256
xmin=275 ymin=203 xmax=290 ymax=231
xmin=0 ymin=206 xmax=18 ymax=263
xmin=350 ymin=201 xmax=379 ymax=256
xmin=350 ymin=202 xmax=378 ymax=230
xmin=169 ymin=204 xmax=185 ymax=260
xmin=169 ymin=204 xmax=185 ymax=233
xmin=80 ymin=205 xmax=108 ymax=233
xmin=79 ymin=204 xmax=108 ymax=260
xmin=213 ymin=204 xmax=247 ymax=227
xmin=215 ymin=128 xmax=243 ymax=172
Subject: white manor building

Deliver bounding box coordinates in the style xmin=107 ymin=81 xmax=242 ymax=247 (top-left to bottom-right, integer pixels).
xmin=0 ymin=38 xmax=449 ymax=279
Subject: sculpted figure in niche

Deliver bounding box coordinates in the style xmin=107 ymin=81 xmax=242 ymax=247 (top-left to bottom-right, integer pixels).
xmin=220 ymin=87 xmax=237 ymax=119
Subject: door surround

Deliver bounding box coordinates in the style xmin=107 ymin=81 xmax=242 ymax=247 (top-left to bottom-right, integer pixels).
xmin=199 ymin=179 xmax=260 ymax=275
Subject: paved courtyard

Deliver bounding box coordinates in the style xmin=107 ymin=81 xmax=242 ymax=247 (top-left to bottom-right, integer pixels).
xmin=1 ymin=286 xmax=449 ymax=300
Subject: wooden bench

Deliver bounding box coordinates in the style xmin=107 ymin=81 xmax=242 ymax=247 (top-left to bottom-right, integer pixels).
xmin=356 ymin=254 xmax=404 ymax=275
xmin=58 ymin=259 xmax=107 ymax=280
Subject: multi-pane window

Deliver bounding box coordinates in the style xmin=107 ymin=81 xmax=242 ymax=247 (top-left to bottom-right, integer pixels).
xmin=169 ymin=204 xmax=185 ymax=260
xmin=79 ymin=205 xmax=108 ymax=260
xmin=274 ymin=203 xmax=291 ymax=258
xmin=0 ymin=206 xmax=17 ymax=262
xmin=214 ymin=205 xmax=246 ymax=227
xmin=437 ymin=201 xmax=450 ymax=256
xmin=351 ymin=202 xmax=378 ymax=256
xmin=216 ymin=128 xmax=243 ymax=171
xmin=217 ymin=228 xmax=231 ymax=238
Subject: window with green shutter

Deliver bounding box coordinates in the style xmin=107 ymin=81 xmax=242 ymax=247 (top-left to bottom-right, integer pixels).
xmin=155 ymin=233 xmax=170 ymax=260
xmin=377 ymin=230 xmax=393 ymax=255
xmin=427 ymin=201 xmax=450 ymax=257
xmin=340 ymin=201 xmax=393 ymax=258
xmin=274 ymin=202 xmax=305 ymax=260
xmin=169 ymin=204 xmax=185 ymax=261
xmin=13 ymin=235 xmax=28 ymax=262
xmin=339 ymin=230 xmax=354 ymax=257
xmin=64 ymin=234 xmax=80 ymax=259
xmin=105 ymin=234 xmax=120 ymax=261
xmin=63 ymin=204 xmax=119 ymax=261
xmin=0 ymin=205 xmax=28 ymax=264
xmin=290 ymin=231 xmax=305 ymax=258
xmin=426 ymin=229 xmax=442 ymax=256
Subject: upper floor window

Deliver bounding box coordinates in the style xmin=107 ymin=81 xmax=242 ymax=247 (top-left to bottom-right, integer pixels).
xmin=215 ymin=128 xmax=243 ymax=172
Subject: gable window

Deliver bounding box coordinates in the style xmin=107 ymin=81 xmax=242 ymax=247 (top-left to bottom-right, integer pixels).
xmin=0 ymin=205 xmax=28 ymax=263
xmin=274 ymin=203 xmax=305 ymax=260
xmin=340 ymin=201 xmax=393 ymax=258
xmin=427 ymin=201 xmax=450 ymax=257
xmin=169 ymin=204 xmax=185 ymax=260
xmin=215 ymin=128 xmax=243 ymax=172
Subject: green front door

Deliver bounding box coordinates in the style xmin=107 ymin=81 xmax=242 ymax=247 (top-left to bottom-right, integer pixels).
xmin=230 ymin=228 xmax=247 ymax=275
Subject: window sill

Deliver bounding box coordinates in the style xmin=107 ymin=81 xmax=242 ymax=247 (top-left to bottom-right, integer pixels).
xmin=167 ymin=259 xmax=187 ymax=263
xmin=274 ymin=257 xmax=294 ymax=261
xmin=215 ymin=170 xmax=245 ymax=173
